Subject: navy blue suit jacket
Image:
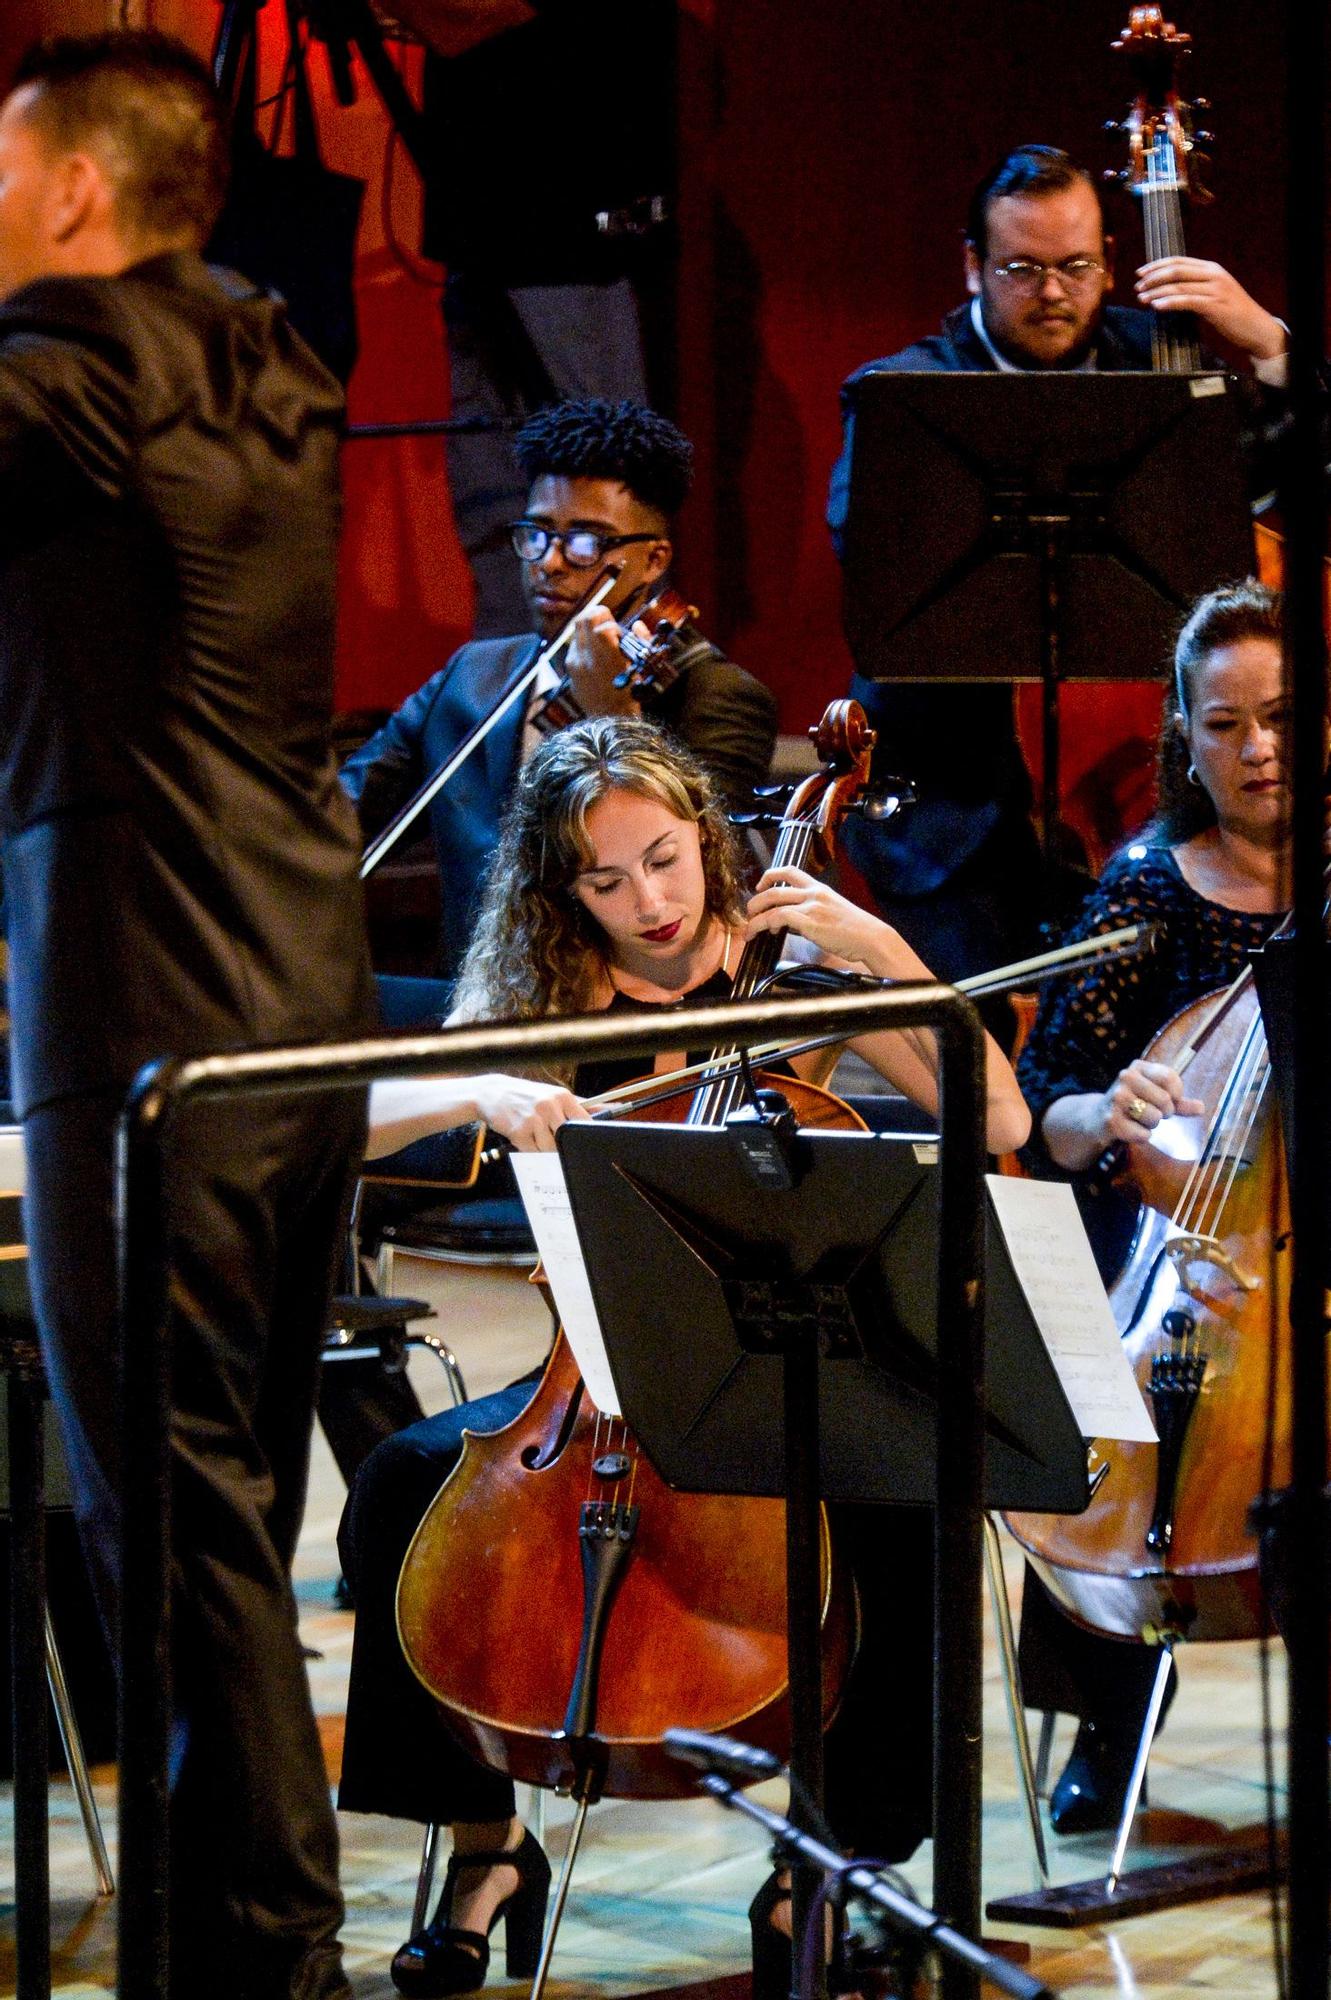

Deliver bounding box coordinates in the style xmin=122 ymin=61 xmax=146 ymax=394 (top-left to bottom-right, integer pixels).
xmin=825 ymin=301 xmax=1299 ymax=907
xmin=342 ymin=629 xmax=777 ymax=977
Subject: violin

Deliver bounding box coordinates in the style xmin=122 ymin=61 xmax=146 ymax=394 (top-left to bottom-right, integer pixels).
xmin=394 ymin=701 xmax=875 ymax=1802
xmin=360 ymin=576 xmax=718 ymax=879
xmin=529 ymin=582 xmax=704 ymax=735
xmin=1004 ymin=964 xmax=1290 ymax=1645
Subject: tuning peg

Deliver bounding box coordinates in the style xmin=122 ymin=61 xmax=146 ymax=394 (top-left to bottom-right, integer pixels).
xmin=728 ymin=809 xmax=787 ymax=830
xmin=849 ymin=778 xmax=916 ymax=824
xmin=1103 ymin=118 xmax=1124 ymax=134
xmin=1193 ymin=96 xmax=1211 ymax=110
xmin=1195 ymin=130 xmax=1215 ymax=146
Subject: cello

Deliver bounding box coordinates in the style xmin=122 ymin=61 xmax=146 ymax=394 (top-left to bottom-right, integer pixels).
xmin=1004 ymin=963 xmax=1291 ymax=1645
xmin=395 ymin=701 xmax=878 ymax=1804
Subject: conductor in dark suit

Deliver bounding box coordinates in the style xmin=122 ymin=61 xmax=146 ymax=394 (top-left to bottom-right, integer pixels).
xmin=0 ymin=34 xmax=372 ymax=1998
xmin=342 ymin=397 xmax=779 ymax=977
xmin=827 ymin=144 xmax=1296 ymax=995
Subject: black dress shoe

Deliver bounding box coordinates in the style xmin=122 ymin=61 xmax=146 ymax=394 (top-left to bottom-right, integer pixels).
xmin=1048 ymin=1718 xmax=1140 ymax=1833
xmin=1049 ymin=1662 xmax=1178 ymax=1836
xmin=390 ymin=1828 xmax=550 ymax=1997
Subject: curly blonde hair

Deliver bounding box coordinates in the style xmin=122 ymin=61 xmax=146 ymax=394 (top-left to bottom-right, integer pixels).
xmin=450 ymin=718 xmax=746 ymax=1043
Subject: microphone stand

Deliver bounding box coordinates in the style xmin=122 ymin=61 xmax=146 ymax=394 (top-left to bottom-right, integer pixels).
xmin=689 ymin=1766 xmax=1058 ymax=2000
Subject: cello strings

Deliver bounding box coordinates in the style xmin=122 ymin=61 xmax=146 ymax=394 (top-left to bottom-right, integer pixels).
xmin=1172 ymin=1008 xmax=1266 ymax=1232
xmin=692 ymin=814 xmax=817 ymax=1125
xmin=1174 ymin=1016 xmax=1270 ymax=1239
xmin=1177 ymin=1027 xmax=1266 ymax=1237
xmin=1194 ymin=1051 xmax=1270 ymax=1241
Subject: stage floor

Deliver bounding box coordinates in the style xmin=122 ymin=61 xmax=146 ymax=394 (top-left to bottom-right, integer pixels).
xmin=2 ymin=1251 xmax=1293 ymax=1999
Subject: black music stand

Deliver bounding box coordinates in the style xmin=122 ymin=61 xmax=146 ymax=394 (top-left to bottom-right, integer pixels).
xmin=839 ymin=371 xmax=1254 ymax=858
xmin=1252 ymin=932 xmax=1331 ymax=1259
xmin=558 ymin=1120 xmax=1087 ymax=1988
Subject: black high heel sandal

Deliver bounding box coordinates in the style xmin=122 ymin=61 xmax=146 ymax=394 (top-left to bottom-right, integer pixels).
xmin=750 ymin=1870 xmax=916 ymax=2000
xmin=390 ymin=1827 xmax=551 ymax=1998
xmin=749 ymin=1871 xmax=796 ymax=2000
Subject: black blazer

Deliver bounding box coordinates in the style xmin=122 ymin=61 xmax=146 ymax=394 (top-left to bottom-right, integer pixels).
xmin=0 ymin=252 xmax=373 ymax=1117
xmin=342 ymin=628 xmax=778 ymax=977
xmin=823 ymin=300 xmax=1309 ymax=903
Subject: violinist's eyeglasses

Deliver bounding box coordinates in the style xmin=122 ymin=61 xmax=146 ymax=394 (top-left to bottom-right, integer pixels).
xmin=509 ymin=522 xmax=659 ymax=569
xmin=989 ymin=256 xmax=1106 ymax=294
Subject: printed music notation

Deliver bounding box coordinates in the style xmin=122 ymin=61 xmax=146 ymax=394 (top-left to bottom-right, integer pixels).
xmin=511 ymin=1151 xmax=623 ymax=1416
xmin=986 ymin=1175 xmax=1158 ymax=1443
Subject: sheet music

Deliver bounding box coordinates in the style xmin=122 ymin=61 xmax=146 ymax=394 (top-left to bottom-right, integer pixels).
xmin=0 ymin=1127 xmax=25 ymax=1195
xmin=511 ymin=1152 xmax=622 ymax=1416
xmin=986 ymin=1175 xmax=1156 ymax=1443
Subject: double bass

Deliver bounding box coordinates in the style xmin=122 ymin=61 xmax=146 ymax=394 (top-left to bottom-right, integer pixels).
xmin=1106 ymin=3 xmax=1331 ymax=617
xmin=1004 ymin=9 xmax=1321 ymax=1655
xmin=395 ymin=701 xmax=877 ymax=1802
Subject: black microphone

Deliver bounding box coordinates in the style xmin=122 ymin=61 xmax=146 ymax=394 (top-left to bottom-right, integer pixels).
xmin=663 ymin=1728 xmax=783 ymax=1785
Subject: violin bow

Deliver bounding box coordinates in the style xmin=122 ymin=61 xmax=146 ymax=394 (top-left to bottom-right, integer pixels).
xmin=359 ymin=561 xmax=624 ymax=880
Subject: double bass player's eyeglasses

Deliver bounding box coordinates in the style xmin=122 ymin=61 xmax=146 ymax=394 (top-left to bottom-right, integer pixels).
xmin=509 ymin=522 xmax=659 ymax=569
xmin=988 ymin=256 xmax=1106 ymax=293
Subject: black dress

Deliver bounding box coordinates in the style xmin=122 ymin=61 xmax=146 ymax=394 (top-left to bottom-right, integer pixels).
xmin=1014 ymin=839 xmax=1280 ymax=1721
xmin=339 ymin=976 xmax=936 ymax=1862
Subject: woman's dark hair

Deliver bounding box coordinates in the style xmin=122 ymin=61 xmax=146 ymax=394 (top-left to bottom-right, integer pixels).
xmin=14 ymin=31 xmax=228 ymax=243
xmin=1156 ymin=577 xmax=1283 ymax=840
xmin=513 ymin=399 xmax=694 ymax=519
xmin=964 ymin=145 xmax=1104 ymax=259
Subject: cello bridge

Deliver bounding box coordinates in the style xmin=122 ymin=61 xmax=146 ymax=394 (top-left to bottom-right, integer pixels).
xmin=1164 ymin=1232 xmax=1260 ymax=1297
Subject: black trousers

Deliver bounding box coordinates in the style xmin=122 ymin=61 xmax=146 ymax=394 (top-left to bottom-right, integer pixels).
xmin=25 ymin=1086 xmax=364 ymax=2000
xmin=338 ymin=1378 xmax=936 ymax=1865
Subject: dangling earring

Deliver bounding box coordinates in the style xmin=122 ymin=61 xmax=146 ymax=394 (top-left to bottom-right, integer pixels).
xmin=1186 ymin=763 xmax=1202 ymax=787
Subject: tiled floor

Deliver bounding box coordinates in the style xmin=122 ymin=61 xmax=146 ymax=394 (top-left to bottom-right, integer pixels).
xmin=1 ymin=1251 xmax=1297 ymax=1998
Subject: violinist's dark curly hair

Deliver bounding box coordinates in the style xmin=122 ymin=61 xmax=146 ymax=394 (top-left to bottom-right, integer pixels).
xmin=450 ymin=717 xmax=744 ymax=1072
xmin=965 ymin=145 xmax=1104 ymax=259
xmin=513 ymin=399 xmax=694 ymax=519
xmin=1156 ymin=577 xmax=1283 ymax=841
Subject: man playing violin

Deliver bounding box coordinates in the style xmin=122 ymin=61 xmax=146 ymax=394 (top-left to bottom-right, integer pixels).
xmin=826 ymin=142 xmax=1303 ymax=1006
xmin=342 ymin=397 xmax=778 ymax=979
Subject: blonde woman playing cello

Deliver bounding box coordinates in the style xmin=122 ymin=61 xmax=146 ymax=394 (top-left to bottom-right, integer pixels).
xmin=344 ymin=715 xmax=1028 ymax=1998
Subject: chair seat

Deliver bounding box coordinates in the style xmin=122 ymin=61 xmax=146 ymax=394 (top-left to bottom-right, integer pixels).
xmin=325 ymin=1294 xmax=434 ymax=1343
xmin=380 ymin=1194 xmax=536 ymax=1265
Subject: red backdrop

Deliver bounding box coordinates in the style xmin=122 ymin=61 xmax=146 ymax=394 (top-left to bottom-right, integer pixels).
xmin=7 ymin=1 xmax=1316 ymax=861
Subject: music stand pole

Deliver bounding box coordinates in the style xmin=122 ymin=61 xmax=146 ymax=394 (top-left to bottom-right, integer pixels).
xmin=1037 ymin=526 xmax=1062 ymax=862
xmin=783 ymin=1308 xmax=827 ymax=1998
xmin=1281 ymin=0 xmax=1330 ymax=1994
